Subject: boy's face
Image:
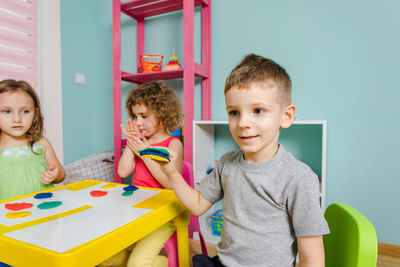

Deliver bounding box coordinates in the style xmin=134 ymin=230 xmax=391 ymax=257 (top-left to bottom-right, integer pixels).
xmin=225 ymin=83 xmax=295 ymax=163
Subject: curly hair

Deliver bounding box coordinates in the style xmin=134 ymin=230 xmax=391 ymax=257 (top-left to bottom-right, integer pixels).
xmin=0 ymin=79 xmax=44 ymax=150
xmin=125 ymin=82 xmax=183 ymax=133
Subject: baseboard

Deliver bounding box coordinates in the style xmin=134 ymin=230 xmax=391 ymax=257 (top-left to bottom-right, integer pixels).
xmin=378 ymin=242 xmax=400 ymax=258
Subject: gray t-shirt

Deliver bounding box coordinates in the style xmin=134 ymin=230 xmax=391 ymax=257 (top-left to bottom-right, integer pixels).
xmin=199 ymin=145 xmax=330 ymax=267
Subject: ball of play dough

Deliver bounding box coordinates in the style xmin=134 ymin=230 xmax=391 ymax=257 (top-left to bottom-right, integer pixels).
xmin=34 ymin=192 xmax=53 ymax=199
xmin=6 ymin=211 xmax=32 ymax=218
xmin=5 ymin=202 xmax=33 ymax=211
xmin=37 ymin=201 xmax=63 ymax=210
xmin=90 ymin=190 xmax=108 ymax=197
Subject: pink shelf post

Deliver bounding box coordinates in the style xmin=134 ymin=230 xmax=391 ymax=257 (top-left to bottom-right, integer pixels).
xmin=201 ymin=0 xmax=212 ymax=121
xmin=136 ymin=18 xmax=145 ymax=73
xmin=183 ymin=0 xmax=195 ymax=164
xmin=113 ymin=0 xmax=122 ymax=183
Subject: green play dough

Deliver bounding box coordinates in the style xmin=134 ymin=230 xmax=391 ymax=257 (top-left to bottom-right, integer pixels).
xmin=37 ymin=201 xmax=62 ymax=209
xmin=138 ymin=147 xmax=170 ymax=156
xmin=122 ymin=190 xmax=134 ymax=196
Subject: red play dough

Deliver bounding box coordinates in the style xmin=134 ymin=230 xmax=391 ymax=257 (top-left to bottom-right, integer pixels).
xmin=5 ymin=202 xmax=33 ymax=211
xmin=90 ymin=190 xmax=108 ymax=197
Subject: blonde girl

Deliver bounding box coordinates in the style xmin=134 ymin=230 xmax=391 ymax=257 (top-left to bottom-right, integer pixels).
xmin=0 ymin=79 xmax=65 ymax=201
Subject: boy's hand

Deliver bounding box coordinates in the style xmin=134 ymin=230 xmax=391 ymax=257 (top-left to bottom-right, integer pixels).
xmin=41 ymin=167 xmax=60 ymax=184
xmin=147 ymin=147 xmax=178 ymax=176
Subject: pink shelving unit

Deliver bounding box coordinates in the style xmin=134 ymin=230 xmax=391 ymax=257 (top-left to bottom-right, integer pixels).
xmin=113 ymin=0 xmax=212 ymax=183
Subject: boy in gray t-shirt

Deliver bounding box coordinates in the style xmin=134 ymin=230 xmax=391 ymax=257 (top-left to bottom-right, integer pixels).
xmin=155 ymin=54 xmax=329 ymax=266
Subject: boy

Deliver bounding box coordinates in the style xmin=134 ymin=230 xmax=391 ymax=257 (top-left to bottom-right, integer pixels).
xmin=159 ymin=54 xmax=329 ymax=266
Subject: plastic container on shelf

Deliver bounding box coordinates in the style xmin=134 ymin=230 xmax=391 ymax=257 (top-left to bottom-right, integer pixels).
xmin=140 ymin=54 xmax=163 ymax=72
xmin=209 ymin=209 xmax=223 ymax=237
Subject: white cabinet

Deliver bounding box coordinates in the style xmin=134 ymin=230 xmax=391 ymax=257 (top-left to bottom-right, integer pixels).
xmin=193 ymin=120 xmax=327 ymax=243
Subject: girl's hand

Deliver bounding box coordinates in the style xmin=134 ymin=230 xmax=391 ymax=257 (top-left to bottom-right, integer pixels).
xmin=127 ymin=119 xmax=142 ymax=137
xmin=41 ymin=167 xmax=60 ymax=185
xmin=121 ymin=123 xmax=150 ymax=155
xmin=126 ymin=136 xmax=150 ymax=157
xmin=121 ymin=119 xmax=142 ymax=139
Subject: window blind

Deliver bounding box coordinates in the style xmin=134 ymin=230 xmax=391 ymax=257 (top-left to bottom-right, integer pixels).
xmin=0 ymin=0 xmax=38 ymax=87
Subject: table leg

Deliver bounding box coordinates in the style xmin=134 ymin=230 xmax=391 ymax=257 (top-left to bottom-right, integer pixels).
xmin=174 ymin=211 xmax=190 ymax=267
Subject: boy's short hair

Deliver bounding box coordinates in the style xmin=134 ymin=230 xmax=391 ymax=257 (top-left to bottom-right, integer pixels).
xmin=224 ymin=54 xmax=292 ymax=107
xmin=125 ymin=81 xmax=183 ymax=133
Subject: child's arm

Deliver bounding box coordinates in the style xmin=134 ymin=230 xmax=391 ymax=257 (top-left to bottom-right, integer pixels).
xmin=118 ymin=122 xmax=139 ymax=177
xmin=165 ymin=167 xmax=213 ymax=216
xmin=118 ymin=140 xmax=136 ymax=178
xmin=155 ymin=152 xmax=213 ymax=216
xmin=138 ymin=138 xmax=183 ymax=189
xmin=297 ymin=236 xmax=325 ymax=267
xmin=120 ymin=121 xmax=183 ymax=189
xmin=39 ymin=137 xmax=65 ymax=184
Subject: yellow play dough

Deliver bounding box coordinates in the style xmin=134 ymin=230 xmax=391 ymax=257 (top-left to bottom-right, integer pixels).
xmin=101 ymin=184 xmax=117 ymax=189
xmin=6 ymin=211 xmax=32 ymax=218
xmin=142 ymin=154 xmax=169 ymax=162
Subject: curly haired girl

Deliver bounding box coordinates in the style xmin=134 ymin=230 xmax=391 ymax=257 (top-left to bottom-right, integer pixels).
xmin=100 ymin=81 xmax=183 ymax=267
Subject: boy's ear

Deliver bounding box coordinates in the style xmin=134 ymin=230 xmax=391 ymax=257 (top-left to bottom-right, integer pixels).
xmin=281 ymin=105 xmax=296 ymax=129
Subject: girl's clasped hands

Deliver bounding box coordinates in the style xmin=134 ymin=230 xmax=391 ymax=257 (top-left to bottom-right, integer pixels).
xmin=120 ymin=119 xmax=149 ymax=156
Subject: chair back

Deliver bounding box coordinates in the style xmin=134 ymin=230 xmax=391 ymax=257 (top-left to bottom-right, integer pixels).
xmin=324 ymin=203 xmax=377 ymax=267
xmin=182 ymin=160 xmax=194 ymax=188
xmin=182 ymin=161 xmax=200 ymax=236
xmin=181 ymin=161 xmax=208 ymax=253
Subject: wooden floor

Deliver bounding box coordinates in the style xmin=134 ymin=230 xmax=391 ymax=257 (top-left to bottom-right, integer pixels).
xmin=189 ymin=240 xmax=400 ymax=267
xmin=377 ymin=254 xmax=400 ymax=267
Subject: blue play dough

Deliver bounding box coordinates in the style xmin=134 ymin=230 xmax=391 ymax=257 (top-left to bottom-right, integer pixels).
xmin=34 ymin=192 xmax=53 ymax=199
xmin=123 ymin=185 xmax=139 ymax=191
xmin=139 ymin=151 xmax=170 ymax=161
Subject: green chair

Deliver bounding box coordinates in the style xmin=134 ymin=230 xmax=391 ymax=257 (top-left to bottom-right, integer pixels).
xmin=324 ymin=203 xmax=377 ymax=267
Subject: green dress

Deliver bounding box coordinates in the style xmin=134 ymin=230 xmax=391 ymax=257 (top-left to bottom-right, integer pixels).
xmin=0 ymin=142 xmax=54 ymax=201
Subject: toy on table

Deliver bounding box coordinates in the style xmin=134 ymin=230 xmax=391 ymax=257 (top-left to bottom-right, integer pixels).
xmin=5 ymin=202 xmax=33 ymax=211
xmin=37 ymin=201 xmax=62 ymax=210
xmin=123 ymin=185 xmax=139 ymax=191
xmin=140 ymin=54 xmax=163 ymax=72
xmin=163 ymin=49 xmax=181 ymax=71
xmin=34 ymin=192 xmax=53 ymax=199
xmin=90 ymin=190 xmax=108 ymax=197
xmin=121 ymin=185 xmax=138 ymax=196
xmin=137 ymin=147 xmax=171 ymax=162
xmin=6 ymin=211 xmax=31 ymax=218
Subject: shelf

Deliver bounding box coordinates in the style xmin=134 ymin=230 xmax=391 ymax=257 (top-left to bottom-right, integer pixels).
xmin=121 ymin=63 xmax=209 ymax=83
xmin=122 ymin=0 xmax=209 ymax=19
xmin=113 ymin=0 xmax=212 ymax=181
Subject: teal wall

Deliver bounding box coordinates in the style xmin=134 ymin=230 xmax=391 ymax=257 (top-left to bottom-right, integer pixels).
xmin=60 ymin=0 xmax=113 ymax=163
xmin=60 ymin=0 xmax=400 ymax=245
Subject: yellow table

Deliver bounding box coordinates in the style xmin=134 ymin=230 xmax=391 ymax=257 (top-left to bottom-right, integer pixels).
xmin=0 ymin=180 xmax=189 ymax=267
